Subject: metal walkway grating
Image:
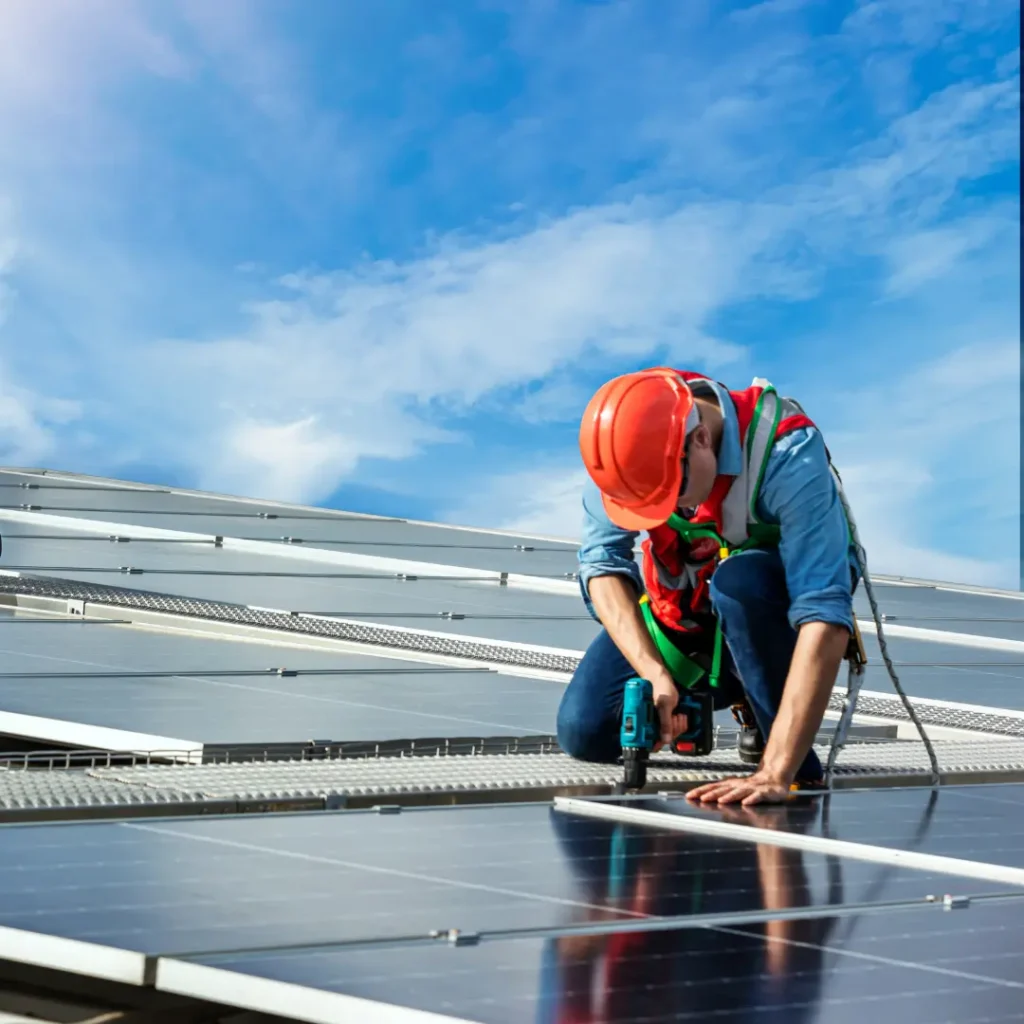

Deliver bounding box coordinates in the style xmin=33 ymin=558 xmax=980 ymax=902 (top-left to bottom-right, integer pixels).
xmin=2 ymin=736 xmax=1024 ymax=821
xmin=1 ymin=573 xmax=1022 ymax=738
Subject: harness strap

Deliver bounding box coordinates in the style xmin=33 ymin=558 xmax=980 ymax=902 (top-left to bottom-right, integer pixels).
xmin=638 ymin=595 xmax=707 ymax=690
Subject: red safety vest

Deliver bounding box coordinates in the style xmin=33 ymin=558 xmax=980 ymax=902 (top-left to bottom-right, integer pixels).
xmin=641 ymin=371 xmax=815 ymax=634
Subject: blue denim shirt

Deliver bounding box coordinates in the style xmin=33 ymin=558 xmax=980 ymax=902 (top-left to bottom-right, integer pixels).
xmin=577 ymin=379 xmax=859 ymax=633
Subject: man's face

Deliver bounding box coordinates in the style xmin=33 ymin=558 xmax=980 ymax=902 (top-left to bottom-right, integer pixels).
xmin=676 ymin=423 xmax=717 ymax=509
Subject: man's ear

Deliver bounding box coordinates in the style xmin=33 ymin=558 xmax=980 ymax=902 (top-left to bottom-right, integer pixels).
xmin=692 ymin=423 xmax=712 ymax=449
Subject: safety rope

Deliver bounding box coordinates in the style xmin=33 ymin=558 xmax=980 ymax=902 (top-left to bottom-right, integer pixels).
xmin=648 ymin=382 xmax=942 ymax=789
xmin=828 ymin=474 xmax=941 ymax=787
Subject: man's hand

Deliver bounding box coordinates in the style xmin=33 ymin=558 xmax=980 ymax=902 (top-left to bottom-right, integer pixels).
xmin=685 ymin=769 xmax=794 ymax=806
xmin=587 ymin=577 xmax=689 ymax=751
xmin=650 ymin=673 xmax=687 ymax=752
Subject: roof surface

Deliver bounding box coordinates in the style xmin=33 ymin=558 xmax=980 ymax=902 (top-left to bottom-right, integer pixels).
xmin=0 ymin=466 xmax=1020 ymax=1023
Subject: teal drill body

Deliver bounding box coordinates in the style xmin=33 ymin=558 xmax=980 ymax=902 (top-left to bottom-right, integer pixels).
xmin=618 ymin=676 xmax=714 ymax=791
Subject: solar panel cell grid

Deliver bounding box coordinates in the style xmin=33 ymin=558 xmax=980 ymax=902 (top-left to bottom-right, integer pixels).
xmin=0 ymin=527 xmax=598 ymax=649
xmin=162 ymin=898 xmax=1024 ymax=1024
xmin=591 ymin=783 xmax=1024 ymax=871
xmin=0 ymin=619 xmax=560 ymax=747
xmin=0 ymin=805 xmax=1007 ymax=964
xmin=0 ymin=469 xmax=581 ymax=576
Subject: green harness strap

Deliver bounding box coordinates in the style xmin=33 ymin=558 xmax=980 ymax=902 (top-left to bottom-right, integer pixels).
xmin=641 ymin=514 xmax=781 ymax=693
xmin=638 ymin=594 xmax=706 ymax=690
xmin=638 ymin=382 xmax=856 ymax=698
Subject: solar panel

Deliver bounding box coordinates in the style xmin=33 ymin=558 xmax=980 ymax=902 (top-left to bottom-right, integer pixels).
xmin=851 ymin=633 xmax=1024 ymax=709
xmin=0 ymin=803 xmax=1008 ymax=984
xmin=1 ymin=466 xmax=1023 ymax=1024
xmin=854 ymin=581 xmax=1024 ymax=642
xmin=0 ymin=526 xmax=597 ymax=650
xmin=0 ymin=618 xmax=561 ymax=751
xmin=156 ymin=896 xmax=1024 ymax=1024
xmin=560 ymin=783 xmax=1024 ymax=872
xmin=0 ymin=467 xmax=581 ymax=577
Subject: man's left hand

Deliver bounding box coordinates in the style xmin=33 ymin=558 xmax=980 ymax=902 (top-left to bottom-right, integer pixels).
xmin=686 ymin=770 xmax=794 ymax=806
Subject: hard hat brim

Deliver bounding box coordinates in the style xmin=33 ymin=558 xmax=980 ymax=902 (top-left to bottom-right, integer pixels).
xmin=601 ymin=483 xmax=679 ymax=532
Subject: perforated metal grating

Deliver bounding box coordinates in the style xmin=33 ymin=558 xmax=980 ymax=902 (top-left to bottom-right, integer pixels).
xmin=0 ymin=573 xmax=582 ymax=672
xmin=1 ymin=573 xmax=1022 ymax=740
xmin=1 ymin=736 xmax=1023 ymax=820
xmin=842 ymin=692 xmax=1024 ymax=737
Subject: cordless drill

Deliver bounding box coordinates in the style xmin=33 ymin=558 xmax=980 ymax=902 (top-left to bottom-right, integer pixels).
xmin=617 ymin=676 xmax=714 ymax=792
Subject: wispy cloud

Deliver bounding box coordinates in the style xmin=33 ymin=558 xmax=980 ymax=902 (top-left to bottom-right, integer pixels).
xmin=0 ymin=363 xmax=80 ymax=467
xmin=824 ymin=337 xmax=1019 ymax=587
xmin=449 ymin=463 xmax=588 ymax=541
xmin=882 ymin=205 xmax=1017 ymax=296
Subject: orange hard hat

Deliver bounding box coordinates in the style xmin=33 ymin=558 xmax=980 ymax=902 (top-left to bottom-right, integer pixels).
xmin=579 ymin=368 xmax=698 ymax=530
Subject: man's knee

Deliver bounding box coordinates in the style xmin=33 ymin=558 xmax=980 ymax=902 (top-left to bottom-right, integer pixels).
xmin=709 ymin=548 xmax=787 ymax=611
xmin=556 ymin=672 xmax=620 ymax=764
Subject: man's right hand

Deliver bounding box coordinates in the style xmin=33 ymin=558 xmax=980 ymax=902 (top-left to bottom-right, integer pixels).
xmin=586 ymin=576 xmax=690 ymax=751
xmin=651 ymin=672 xmax=688 ymax=752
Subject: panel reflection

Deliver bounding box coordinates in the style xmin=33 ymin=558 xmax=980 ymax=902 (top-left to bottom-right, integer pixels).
xmin=538 ymin=804 xmax=842 ymax=1023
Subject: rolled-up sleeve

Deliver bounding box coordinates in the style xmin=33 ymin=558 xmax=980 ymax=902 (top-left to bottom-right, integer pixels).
xmin=757 ymin=428 xmax=857 ymax=633
xmin=577 ymin=477 xmax=643 ymax=621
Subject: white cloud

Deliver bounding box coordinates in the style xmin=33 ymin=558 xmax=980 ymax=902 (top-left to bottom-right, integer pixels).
xmin=883 ymin=208 xmax=1017 ymax=296
xmin=448 ymin=464 xmax=588 ymax=541
xmin=131 ymin=60 xmax=1017 ymax=505
xmin=134 ymin=199 xmax=786 ymax=502
xmin=822 ymin=337 xmax=1019 ymax=587
xmin=0 ymin=362 xmax=80 ymax=467
xmin=0 ymin=0 xmax=187 ymax=109
xmin=206 ymin=417 xmax=362 ymax=505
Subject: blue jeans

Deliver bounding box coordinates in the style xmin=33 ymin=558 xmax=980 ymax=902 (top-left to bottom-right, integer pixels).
xmin=556 ymin=548 xmax=824 ymax=783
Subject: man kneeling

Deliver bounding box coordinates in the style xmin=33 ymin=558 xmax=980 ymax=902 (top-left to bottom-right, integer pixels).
xmin=558 ymin=367 xmax=859 ymax=806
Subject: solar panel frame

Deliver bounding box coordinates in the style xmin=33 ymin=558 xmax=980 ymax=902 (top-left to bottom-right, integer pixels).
xmin=154 ymin=895 xmax=1024 ymax=1024
xmin=561 ymin=784 xmax=1024 ymax=870
xmin=553 ymin=789 xmax=1024 ymax=887
xmin=0 ymin=801 xmax=1012 ymax=979
xmin=0 ymin=525 xmax=599 ymax=650
xmin=0 ymin=617 xmax=561 ymax=751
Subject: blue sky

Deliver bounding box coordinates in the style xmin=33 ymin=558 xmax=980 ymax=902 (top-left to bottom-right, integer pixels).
xmin=0 ymin=0 xmax=1019 ymax=586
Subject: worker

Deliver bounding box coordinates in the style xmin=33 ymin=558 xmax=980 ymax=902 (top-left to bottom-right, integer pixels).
xmin=558 ymin=367 xmax=859 ymax=805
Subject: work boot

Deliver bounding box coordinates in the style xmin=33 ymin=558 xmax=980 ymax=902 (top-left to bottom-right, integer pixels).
xmin=731 ymin=700 xmax=764 ymax=765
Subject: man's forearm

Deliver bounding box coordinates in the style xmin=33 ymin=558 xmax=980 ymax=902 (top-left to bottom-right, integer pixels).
xmin=760 ymin=621 xmax=850 ymax=784
xmin=588 ymin=575 xmax=673 ymax=686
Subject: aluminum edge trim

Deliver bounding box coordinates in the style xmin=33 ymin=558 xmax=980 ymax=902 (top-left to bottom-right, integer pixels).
xmin=0 ymin=925 xmax=147 ymax=985
xmin=552 ymin=797 xmax=1024 ymax=887
xmin=155 ymin=958 xmax=476 ymax=1024
xmin=0 ymin=709 xmax=201 ymax=758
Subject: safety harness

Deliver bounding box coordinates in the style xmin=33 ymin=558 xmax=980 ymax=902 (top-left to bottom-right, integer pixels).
xmin=637 ymin=378 xmax=940 ymax=787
